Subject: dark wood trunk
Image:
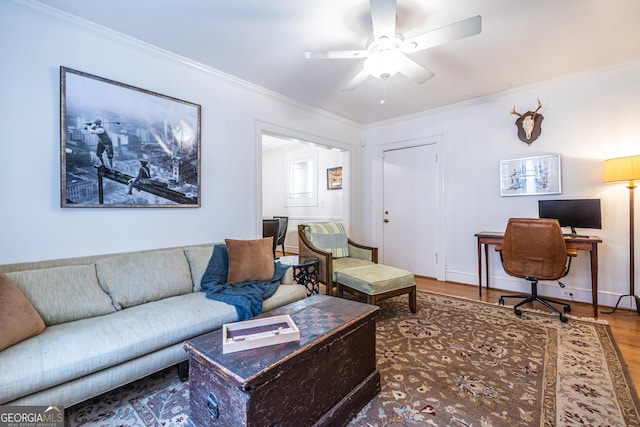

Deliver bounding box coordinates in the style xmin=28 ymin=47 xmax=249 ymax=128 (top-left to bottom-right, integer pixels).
xmin=184 ymin=295 xmax=379 ymax=426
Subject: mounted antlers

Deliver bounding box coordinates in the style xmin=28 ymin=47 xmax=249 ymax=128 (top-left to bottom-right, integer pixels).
xmin=510 ymin=99 xmax=544 ymax=145
xmin=511 ymin=99 xmax=542 ymax=118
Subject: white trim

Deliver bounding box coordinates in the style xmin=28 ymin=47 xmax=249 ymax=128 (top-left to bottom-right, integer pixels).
xmin=364 ymin=58 xmax=640 ymax=129
xmin=9 ymin=0 xmax=359 ymax=128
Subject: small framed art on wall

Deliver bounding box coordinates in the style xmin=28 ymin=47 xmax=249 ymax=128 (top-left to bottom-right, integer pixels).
xmin=327 ymin=167 xmax=343 ymax=190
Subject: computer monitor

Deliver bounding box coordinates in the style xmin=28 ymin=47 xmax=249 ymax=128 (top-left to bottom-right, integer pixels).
xmin=538 ymin=199 xmax=602 ymax=237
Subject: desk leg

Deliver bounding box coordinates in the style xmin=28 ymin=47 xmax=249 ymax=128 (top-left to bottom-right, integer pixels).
xmin=590 ymin=243 xmax=598 ymax=317
xmin=484 ymin=244 xmax=490 ymax=294
xmin=477 ymin=238 xmax=483 ymax=297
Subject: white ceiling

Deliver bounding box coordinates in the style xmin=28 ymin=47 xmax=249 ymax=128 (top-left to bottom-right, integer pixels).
xmin=35 ymin=0 xmax=640 ymax=124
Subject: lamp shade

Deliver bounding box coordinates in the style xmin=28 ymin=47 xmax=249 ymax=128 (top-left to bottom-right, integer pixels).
xmin=604 ymin=155 xmax=640 ymax=183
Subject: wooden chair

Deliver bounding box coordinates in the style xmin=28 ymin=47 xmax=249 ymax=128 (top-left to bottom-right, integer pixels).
xmin=273 ymin=216 xmax=289 ymax=256
xmin=262 ymin=219 xmax=279 ymax=258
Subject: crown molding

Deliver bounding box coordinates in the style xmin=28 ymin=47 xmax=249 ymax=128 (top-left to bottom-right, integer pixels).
xmin=4 ymin=0 xmax=361 ymax=129
xmin=365 ymin=58 xmax=640 ymax=129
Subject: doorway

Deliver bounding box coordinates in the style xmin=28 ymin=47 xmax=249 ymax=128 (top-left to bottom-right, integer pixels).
xmin=382 ymin=142 xmax=439 ymax=278
xmin=260 ymin=131 xmax=350 ymax=255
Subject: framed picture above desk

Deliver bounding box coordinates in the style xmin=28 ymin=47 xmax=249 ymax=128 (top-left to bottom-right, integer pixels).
xmin=475 ymin=231 xmax=602 ymax=317
xmin=499 ymin=154 xmax=561 ymax=197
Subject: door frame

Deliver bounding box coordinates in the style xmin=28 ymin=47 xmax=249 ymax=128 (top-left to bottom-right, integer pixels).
xmin=255 ymin=120 xmax=354 ymax=240
xmin=375 ymin=134 xmax=446 ymax=281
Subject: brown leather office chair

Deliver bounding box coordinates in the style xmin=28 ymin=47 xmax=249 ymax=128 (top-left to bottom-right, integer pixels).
xmin=496 ymin=218 xmax=577 ymax=322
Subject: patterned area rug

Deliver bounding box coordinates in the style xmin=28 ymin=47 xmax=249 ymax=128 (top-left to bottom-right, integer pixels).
xmin=64 ymin=291 xmax=640 ymax=426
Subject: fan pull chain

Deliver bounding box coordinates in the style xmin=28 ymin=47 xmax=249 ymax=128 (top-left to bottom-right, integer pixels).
xmin=380 ymin=76 xmax=387 ymax=105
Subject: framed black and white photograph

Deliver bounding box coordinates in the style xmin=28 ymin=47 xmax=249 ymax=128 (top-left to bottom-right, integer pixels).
xmin=60 ymin=67 xmax=201 ymax=207
xmin=327 ymin=166 xmax=343 ymax=190
xmin=500 ymin=154 xmax=561 ymax=196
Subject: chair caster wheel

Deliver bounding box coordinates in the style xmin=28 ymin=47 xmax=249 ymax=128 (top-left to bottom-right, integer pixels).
xmin=563 ymin=306 xmax=571 ymax=313
xmin=560 ymin=315 xmax=569 ymax=323
xmin=499 ymin=298 xmax=505 ymax=306
xmin=514 ymin=308 xmax=522 ymax=316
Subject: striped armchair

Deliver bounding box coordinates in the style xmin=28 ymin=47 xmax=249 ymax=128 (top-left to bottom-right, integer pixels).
xmin=297 ymin=222 xmax=377 ymax=296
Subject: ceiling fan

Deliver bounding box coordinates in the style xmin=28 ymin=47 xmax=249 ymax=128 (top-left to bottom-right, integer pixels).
xmin=302 ymin=0 xmax=482 ymax=91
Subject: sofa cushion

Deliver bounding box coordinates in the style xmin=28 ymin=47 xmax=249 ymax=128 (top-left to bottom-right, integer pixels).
xmin=262 ymin=282 xmax=307 ymax=311
xmin=184 ymin=246 xmax=214 ymax=292
xmin=0 ymin=285 xmax=308 ymax=404
xmin=7 ymin=265 xmax=115 ymax=325
xmin=335 ymin=264 xmax=415 ymax=295
xmin=304 ymin=222 xmax=350 ymax=258
xmin=95 ymin=249 xmax=192 ymax=309
xmin=0 ymin=272 xmax=46 ymax=351
xmin=332 ymin=257 xmax=375 ymax=281
xmin=225 ymin=238 xmax=274 ymax=284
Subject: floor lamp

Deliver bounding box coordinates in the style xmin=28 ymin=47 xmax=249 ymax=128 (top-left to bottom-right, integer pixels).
xmin=603 ymin=155 xmax=640 ymax=315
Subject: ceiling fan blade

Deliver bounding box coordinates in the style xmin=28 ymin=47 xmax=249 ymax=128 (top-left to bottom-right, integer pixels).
xmin=399 ymin=58 xmax=435 ymax=84
xmin=342 ymin=67 xmax=370 ymax=91
xmin=370 ymin=0 xmax=397 ymax=40
xmin=303 ymin=50 xmax=368 ymax=60
xmin=402 ymin=15 xmax=482 ymax=54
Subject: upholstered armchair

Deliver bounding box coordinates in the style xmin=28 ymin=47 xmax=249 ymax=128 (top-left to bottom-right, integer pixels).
xmin=297 ymin=223 xmax=377 ymax=296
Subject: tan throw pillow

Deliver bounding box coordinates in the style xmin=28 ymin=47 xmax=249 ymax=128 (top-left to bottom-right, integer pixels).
xmin=0 ymin=271 xmax=46 ymax=351
xmin=225 ymin=238 xmax=275 ymax=284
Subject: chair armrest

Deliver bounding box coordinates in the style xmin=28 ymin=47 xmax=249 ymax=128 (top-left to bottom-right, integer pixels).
xmin=347 ymin=239 xmax=378 ymax=263
xmin=567 ymin=249 xmax=578 ymax=257
xmin=297 ymin=224 xmax=333 ymax=294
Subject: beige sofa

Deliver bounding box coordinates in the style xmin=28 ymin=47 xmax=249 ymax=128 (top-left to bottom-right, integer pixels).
xmin=0 ymin=244 xmax=307 ymax=407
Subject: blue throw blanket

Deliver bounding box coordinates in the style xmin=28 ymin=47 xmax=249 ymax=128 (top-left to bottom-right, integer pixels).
xmin=200 ymin=244 xmax=288 ymax=321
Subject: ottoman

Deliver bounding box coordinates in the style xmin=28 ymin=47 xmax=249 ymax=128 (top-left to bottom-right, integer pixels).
xmin=335 ymin=264 xmax=416 ymax=313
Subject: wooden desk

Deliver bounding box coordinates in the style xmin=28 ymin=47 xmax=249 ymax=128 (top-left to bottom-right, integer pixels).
xmin=475 ymin=231 xmax=603 ymax=317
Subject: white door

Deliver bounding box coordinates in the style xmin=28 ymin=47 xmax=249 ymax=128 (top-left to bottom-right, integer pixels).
xmin=382 ymin=144 xmax=438 ymax=277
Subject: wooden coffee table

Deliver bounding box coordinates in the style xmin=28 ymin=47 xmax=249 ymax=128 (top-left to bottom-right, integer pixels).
xmin=183 ymin=295 xmax=380 ymax=427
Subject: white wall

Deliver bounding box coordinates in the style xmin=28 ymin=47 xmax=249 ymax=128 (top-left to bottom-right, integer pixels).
xmin=0 ymin=1 xmax=361 ymax=264
xmin=363 ymin=61 xmax=640 ymax=308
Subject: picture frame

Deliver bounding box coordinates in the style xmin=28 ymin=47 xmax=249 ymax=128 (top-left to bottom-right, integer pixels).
xmin=60 ymin=67 xmax=201 ymax=207
xmin=327 ymin=166 xmax=343 ymax=190
xmin=500 ymin=154 xmax=561 ymax=196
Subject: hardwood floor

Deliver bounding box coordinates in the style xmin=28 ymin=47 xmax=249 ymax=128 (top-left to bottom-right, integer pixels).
xmin=415 ymin=276 xmax=640 ymax=392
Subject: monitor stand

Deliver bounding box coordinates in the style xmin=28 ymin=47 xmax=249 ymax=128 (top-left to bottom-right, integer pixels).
xmin=563 ymin=226 xmax=589 ymax=238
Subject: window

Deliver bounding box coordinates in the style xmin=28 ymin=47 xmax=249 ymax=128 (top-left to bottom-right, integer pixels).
xmin=289 ymin=159 xmax=313 ymax=199
xmin=285 ymin=153 xmax=317 ymax=206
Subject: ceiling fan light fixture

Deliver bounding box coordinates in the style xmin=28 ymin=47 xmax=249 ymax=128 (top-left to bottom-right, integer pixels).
xmin=363 ymin=49 xmax=406 ymax=79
